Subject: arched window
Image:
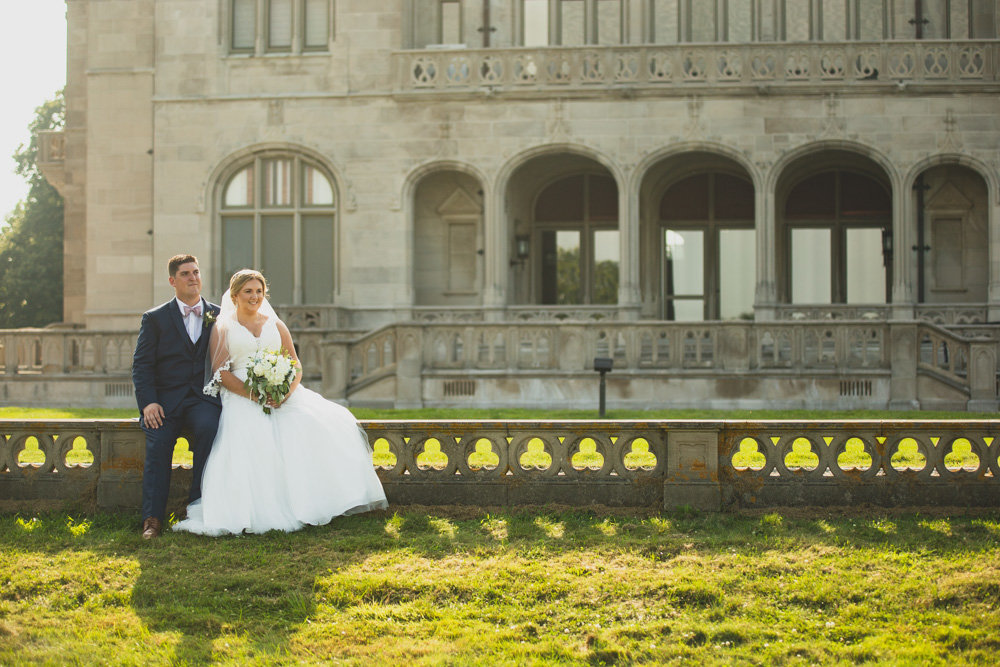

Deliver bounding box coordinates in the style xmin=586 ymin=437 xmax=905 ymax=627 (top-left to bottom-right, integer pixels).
xmin=220 ymin=154 xmax=337 ymax=304
xmin=784 ymin=170 xmax=891 ymax=304
xmin=534 ymin=173 xmax=619 ymax=305
xmin=659 ymin=173 xmax=755 ymax=320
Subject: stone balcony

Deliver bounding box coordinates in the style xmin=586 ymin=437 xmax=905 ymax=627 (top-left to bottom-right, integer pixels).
xmin=35 ymin=130 xmax=67 ymax=195
xmin=393 ymin=40 xmax=999 ymax=96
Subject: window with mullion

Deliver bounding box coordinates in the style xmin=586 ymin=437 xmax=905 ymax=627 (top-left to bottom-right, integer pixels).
xmin=268 ymin=0 xmax=294 ymax=51
xmin=221 ymin=156 xmax=337 ymax=304
xmin=534 ymin=173 xmax=620 ymax=305
xmin=784 ymin=170 xmax=890 ymax=304
xmin=230 ymin=0 xmax=330 ymax=54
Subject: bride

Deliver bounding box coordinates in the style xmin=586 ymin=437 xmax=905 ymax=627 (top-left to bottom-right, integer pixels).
xmin=174 ymin=269 xmax=387 ymax=536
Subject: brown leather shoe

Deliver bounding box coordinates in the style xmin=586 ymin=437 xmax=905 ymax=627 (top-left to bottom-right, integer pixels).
xmin=142 ymin=517 xmax=163 ymax=540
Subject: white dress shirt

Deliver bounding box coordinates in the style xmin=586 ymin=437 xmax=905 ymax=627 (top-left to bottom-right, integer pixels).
xmin=176 ymin=297 xmax=203 ymax=343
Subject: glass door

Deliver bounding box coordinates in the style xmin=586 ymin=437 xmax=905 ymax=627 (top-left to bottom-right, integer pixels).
xmin=662 ymin=229 xmax=704 ymax=320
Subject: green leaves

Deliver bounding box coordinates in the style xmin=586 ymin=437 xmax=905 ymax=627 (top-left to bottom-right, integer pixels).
xmin=0 ymin=91 xmax=65 ymax=327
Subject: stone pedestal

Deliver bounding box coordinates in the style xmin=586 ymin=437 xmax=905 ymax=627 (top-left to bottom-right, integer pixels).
xmin=663 ymin=429 xmax=721 ymax=511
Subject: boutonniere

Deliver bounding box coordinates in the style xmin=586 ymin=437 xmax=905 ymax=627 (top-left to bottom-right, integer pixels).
xmin=203 ymin=310 xmax=217 ymax=328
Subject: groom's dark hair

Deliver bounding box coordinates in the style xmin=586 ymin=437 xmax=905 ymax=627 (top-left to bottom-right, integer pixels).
xmin=168 ymin=254 xmax=199 ymax=277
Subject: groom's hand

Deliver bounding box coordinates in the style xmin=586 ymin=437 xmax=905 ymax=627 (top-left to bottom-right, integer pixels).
xmin=142 ymin=402 xmax=165 ymax=429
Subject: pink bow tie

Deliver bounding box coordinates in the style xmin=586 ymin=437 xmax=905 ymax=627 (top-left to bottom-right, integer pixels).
xmin=184 ymin=305 xmax=202 ymax=317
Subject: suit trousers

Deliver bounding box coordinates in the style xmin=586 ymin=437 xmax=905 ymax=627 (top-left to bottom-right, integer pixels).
xmin=141 ymin=393 xmax=222 ymax=521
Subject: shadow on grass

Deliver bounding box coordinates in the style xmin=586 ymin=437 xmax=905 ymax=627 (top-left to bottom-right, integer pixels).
xmin=2 ymin=506 xmax=999 ymax=662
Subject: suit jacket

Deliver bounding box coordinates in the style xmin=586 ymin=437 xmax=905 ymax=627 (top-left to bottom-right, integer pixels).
xmin=132 ymin=297 xmax=222 ymax=415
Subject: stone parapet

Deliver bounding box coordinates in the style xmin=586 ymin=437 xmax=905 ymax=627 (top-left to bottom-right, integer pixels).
xmin=2 ymin=420 xmax=998 ymax=514
xmin=393 ymin=40 xmax=1000 ymax=95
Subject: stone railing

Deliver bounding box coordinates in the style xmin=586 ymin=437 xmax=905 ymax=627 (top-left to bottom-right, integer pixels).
xmin=394 ymin=40 xmax=998 ymax=94
xmin=411 ymin=305 xmax=620 ymax=323
xmin=916 ymin=304 xmax=991 ymax=325
xmin=275 ymin=304 xmax=350 ymax=330
xmin=2 ymin=419 xmax=997 ymax=513
xmin=347 ymin=326 xmax=398 ymax=387
xmin=2 ymin=329 xmax=135 ymax=375
xmin=1 ymin=320 xmax=995 ymax=410
xmin=400 ymin=320 xmax=893 ymax=373
xmin=774 ymin=303 xmax=992 ymax=325
xmin=774 ymin=304 xmax=890 ymax=321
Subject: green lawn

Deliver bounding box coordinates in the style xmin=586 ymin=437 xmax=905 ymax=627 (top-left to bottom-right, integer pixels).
xmin=1 ymin=508 xmax=998 ymax=664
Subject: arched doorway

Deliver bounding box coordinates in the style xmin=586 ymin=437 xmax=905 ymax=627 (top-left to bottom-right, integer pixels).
xmin=641 ymin=152 xmax=756 ymax=320
xmin=777 ymin=153 xmax=892 ymax=305
xmin=507 ymin=153 xmax=619 ymax=306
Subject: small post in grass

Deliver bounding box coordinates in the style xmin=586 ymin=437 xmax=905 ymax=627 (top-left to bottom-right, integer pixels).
xmin=593 ymin=357 xmax=613 ymax=418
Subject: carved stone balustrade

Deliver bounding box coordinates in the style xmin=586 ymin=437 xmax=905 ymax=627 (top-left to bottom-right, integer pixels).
xmin=1 ymin=318 xmax=995 ymax=410
xmin=394 ymin=40 xmax=999 ymax=95
xmin=2 ymin=420 xmax=997 ymax=513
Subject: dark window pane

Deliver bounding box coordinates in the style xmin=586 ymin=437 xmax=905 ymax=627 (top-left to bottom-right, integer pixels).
xmin=840 ymin=172 xmax=890 ymax=217
xmin=535 ymin=174 xmax=585 ymax=222
xmin=222 ymin=216 xmax=254 ymax=281
xmin=714 ymin=174 xmax=754 ymax=220
xmin=786 ymin=172 xmax=836 ymax=219
xmin=261 ymin=215 xmax=294 ymax=302
xmin=302 ymin=215 xmax=334 ymax=303
xmin=588 ymin=174 xmax=618 ymax=221
xmin=661 ymin=174 xmax=709 ymax=220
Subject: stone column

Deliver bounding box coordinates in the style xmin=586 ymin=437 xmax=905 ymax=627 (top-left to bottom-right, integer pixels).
xmin=968 ymin=340 xmax=999 ymax=412
xmin=395 ymin=325 xmax=425 ymax=408
xmin=891 ymin=174 xmax=917 ymax=320
xmin=319 ymin=341 xmax=349 ymax=399
xmin=888 ymin=322 xmax=920 ymax=409
xmin=618 ymin=172 xmax=641 ymax=320
xmin=483 ymin=182 xmax=507 ymax=320
xmin=987 ymin=189 xmax=1000 ymax=321
xmin=754 ymin=180 xmax=777 ymax=321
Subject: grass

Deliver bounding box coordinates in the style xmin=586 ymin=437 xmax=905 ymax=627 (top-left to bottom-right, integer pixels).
xmin=1 ymin=508 xmax=998 ymax=664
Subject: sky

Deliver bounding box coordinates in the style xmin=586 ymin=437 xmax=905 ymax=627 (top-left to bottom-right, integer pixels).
xmin=0 ymin=0 xmax=67 ymax=224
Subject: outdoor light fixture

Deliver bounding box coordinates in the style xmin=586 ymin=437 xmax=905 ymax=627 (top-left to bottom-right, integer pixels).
xmin=882 ymin=228 xmax=893 ymax=267
xmin=516 ymin=235 xmax=530 ymax=260
xmin=511 ymin=234 xmax=531 ymax=265
xmin=594 ymin=357 xmax=613 ymax=417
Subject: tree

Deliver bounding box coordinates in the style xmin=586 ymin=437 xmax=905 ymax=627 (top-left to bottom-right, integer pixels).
xmin=0 ymin=92 xmax=65 ymax=327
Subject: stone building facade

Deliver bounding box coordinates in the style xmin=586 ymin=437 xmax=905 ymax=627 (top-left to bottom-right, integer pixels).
xmin=26 ymin=0 xmax=1000 ymax=410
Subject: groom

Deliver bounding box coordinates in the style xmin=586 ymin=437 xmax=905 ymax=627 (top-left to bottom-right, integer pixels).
xmin=132 ymin=254 xmax=222 ymax=539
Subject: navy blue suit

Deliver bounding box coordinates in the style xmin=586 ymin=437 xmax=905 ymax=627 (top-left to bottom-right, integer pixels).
xmin=132 ymin=298 xmax=222 ymax=522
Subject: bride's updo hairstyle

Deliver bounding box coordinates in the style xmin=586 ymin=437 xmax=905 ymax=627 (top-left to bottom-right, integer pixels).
xmin=229 ymin=269 xmax=269 ymax=301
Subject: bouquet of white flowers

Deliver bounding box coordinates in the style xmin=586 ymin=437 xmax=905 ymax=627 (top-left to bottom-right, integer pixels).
xmin=244 ymin=348 xmax=299 ymax=414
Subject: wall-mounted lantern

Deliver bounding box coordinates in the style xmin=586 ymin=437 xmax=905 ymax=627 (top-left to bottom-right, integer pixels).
xmin=511 ymin=234 xmax=530 ymax=266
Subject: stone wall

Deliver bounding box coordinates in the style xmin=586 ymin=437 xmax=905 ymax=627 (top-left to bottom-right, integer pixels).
xmin=2 ymin=419 xmax=997 ymax=514
xmin=46 ymin=1 xmax=1000 ymax=330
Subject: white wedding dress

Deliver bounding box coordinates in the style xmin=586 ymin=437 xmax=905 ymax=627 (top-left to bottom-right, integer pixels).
xmin=173 ymin=314 xmax=387 ymax=536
